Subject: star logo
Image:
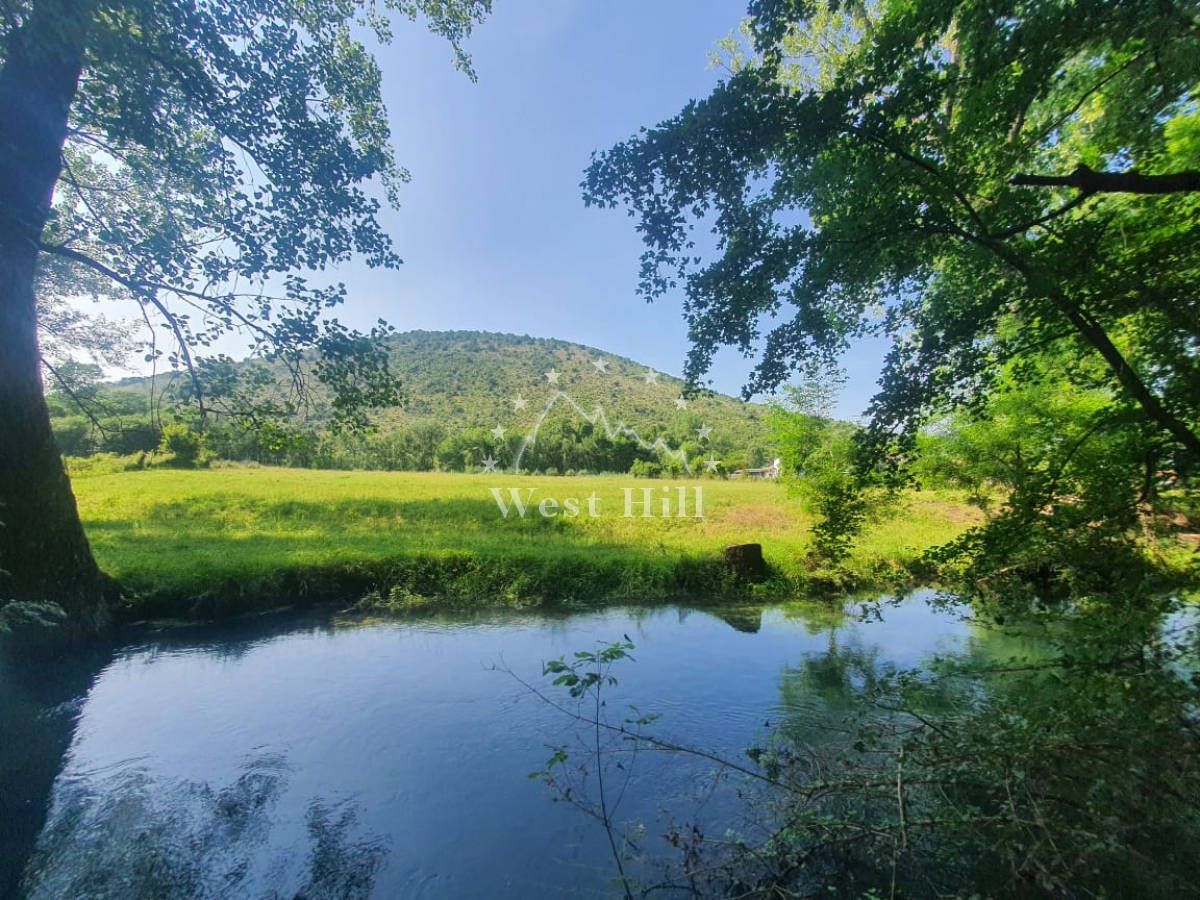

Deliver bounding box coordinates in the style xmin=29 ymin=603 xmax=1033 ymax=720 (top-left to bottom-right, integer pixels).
xmin=482 ymin=456 xmax=498 ymax=473
xmin=592 ymin=358 xmax=609 ymax=374
xmin=513 ymin=395 xmax=529 ymax=411
xmin=705 ymin=457 xmax=720 ymax=473
xmin=644 ymin=369 xmax=659 ymax=384
xmin=696 ymin=424 xmax=711 ymax=441
xmin=491 ymin=424 xmax=507 ymax=441
xmin=674 ymin=396 xmax=688 ymax=411
xmin=545 ymin=369 xmax=561 ymax=385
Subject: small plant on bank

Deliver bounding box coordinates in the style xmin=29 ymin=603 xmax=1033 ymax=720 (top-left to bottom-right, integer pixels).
xmin=0 ymin=599 xmax=66 ymax=633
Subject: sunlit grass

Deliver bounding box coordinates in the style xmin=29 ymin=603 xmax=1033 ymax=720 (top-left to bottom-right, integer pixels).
xmin=70 ymin=466 xmax=981 ymax=617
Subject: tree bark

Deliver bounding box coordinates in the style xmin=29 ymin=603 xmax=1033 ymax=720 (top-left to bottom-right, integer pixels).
xmin=1009 ymin=164 xmax=1200 ymax=195
xmin=0 ymin=0 xmax=107 ymax=630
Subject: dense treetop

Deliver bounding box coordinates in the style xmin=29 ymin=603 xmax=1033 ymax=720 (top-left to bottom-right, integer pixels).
xmin=585 ymin=0 xmax=1200 ymax=459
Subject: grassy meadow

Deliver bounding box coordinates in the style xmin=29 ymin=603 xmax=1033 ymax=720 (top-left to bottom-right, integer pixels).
xmin=69 ymin=464 xmax=982 ymax=620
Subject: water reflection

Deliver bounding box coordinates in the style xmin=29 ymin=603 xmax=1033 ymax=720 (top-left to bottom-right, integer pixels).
xmin=5 ymin=594 xmax=984 ymax=900
xmin=778 ymin=633 xmax=884 ymax=740
xmin=0 ymin=636 xmax=112 ymax=900
xmin=22 ymin=751 xmax=387 ymax=900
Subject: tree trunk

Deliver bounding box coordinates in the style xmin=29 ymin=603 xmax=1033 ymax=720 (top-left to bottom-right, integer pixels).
xmin=724 ymin=542 xmax=769 ymax=583
xmin=0 ymin=0 xmax=106 ymax=630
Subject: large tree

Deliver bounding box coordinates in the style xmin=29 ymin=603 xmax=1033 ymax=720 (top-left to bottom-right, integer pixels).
xmin=0 ymin=0 xmax=489 ymax=628
xmin=585 ymin=0 xmax=1200 ymax=468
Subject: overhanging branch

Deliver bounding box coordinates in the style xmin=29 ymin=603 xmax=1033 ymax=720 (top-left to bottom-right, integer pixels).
xmin=42 ymin=358 xmax=113 ymax=440
xmin=1010 ymin=164 xmax=1200 ymax=195
xmin=38 ymin=241 xmax=207 ymax=416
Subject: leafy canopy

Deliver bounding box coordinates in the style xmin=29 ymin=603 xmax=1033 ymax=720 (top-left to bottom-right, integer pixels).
xmin=4 ymin=0 xmax=490 ymax=431
xmin=585 ymin=0 xmax=1200 ymax=460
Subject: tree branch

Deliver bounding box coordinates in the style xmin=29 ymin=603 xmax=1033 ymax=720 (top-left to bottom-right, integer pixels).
xmin=924 ymin=228 xmax=1200 ymax=458
xmin=38 ymin=241 xmax=207 ymax=417
xmin=850 ymin=126 xmax=989 ymax=235
xmin=994 ymin=249 xmax=1200 ymax=457
xmin=988 ymin=191 xmax=1093 ymax=239
xmin=1009 ymin=164 xmax=1200 ymax=195
xmin=41 ymin=359 xmax=113 ymax=441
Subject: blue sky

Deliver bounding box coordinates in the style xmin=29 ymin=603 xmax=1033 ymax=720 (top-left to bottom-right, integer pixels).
xmin=190 ymin=1 xmax=883 ymax=420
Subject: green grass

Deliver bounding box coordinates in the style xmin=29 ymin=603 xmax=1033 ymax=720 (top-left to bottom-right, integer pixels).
xmin=70 ymin=466 xmax=982 ymax=619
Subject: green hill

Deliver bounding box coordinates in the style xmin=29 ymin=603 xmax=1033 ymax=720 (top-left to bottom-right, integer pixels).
xmin=379 ymin=331 xmax=767 ymax=431
xmin=51 ymin=330 xmax=777 ymax=473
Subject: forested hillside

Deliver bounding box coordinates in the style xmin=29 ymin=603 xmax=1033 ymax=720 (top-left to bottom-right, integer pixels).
xmin=50 ymin=330 xmax=776 ymax=474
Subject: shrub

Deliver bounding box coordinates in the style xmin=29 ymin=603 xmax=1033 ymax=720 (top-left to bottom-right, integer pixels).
xmin=629 ymin=459 xmax=662 ymax=478
xmin=158 ymin=424 xmax=204 ymax=467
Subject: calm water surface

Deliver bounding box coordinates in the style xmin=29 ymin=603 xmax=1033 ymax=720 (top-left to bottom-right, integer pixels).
xmin=4 ymin=594 xmax=990 ymax=899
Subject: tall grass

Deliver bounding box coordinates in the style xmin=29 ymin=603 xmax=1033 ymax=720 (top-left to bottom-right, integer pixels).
xmin=71 ymin=466 xmax=981 ymax=619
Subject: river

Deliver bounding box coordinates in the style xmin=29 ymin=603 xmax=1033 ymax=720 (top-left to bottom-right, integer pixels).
xmin=1 ymin=592 xmax=993 ymax=899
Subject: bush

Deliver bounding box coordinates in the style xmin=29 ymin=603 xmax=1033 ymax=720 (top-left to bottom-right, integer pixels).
xmin=158 ymin=424 xmax=204 ymax=467
xmin=52 ymin=417 xmax=95 ymax=456
xmin=629 ymin=459 xmax=662 ymax=478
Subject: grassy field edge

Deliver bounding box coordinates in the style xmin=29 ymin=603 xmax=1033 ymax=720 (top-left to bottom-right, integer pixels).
xmin=70 ymin=466 xmax=983 ymax=621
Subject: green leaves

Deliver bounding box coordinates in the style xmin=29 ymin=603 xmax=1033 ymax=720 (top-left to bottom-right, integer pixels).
xmin=542 ymin=641 xmax=635 ymax=699
xmin=586 ymin=0 xmax=1200 ymax=461
xmin=18 ymin=0 xmax=490 ymax=431
xmin=587 ymin=0 xmax=1200 ymax=578
xmin=0 ymin=599 xmax=67 ymax=633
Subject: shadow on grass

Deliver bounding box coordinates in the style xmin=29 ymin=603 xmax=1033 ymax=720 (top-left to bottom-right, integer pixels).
xmin=95 ymin=494 xmax=627 ymax=543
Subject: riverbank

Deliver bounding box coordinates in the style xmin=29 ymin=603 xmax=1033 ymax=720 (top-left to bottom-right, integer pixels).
xmin=73 ymin=466 xmax=982 ymax=621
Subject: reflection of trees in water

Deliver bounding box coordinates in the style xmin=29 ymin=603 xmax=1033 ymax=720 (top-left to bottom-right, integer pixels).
xmin=776 ymin=630 xmax=885 ymax=750
xmin=22 ymin=755 xmax=387 ymax=900
xmin=295 ymin=802 xmax=387 ymax=900
xmin=675 ymin=607 xmax=1200 ymax=900
xmin=706 ymin=595 xmax=859 ymax=637
xmin=0 ymin=638 xmax=111 ymax=900
xmin=707 ymin=605 xmax=764 ymax=634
